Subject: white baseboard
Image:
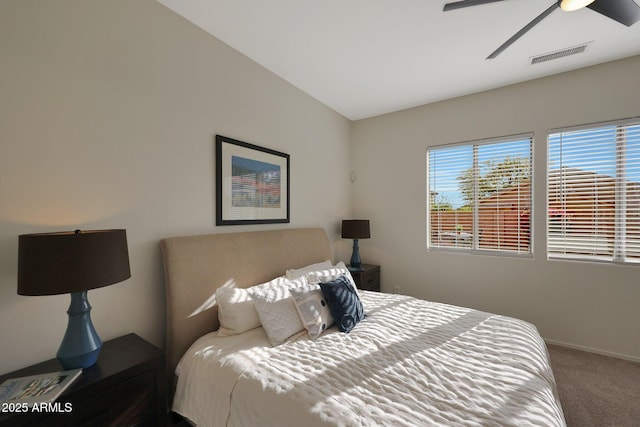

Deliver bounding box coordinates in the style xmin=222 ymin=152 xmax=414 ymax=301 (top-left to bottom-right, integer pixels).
xmin=544 ymin=339 xmax=640 ymax=363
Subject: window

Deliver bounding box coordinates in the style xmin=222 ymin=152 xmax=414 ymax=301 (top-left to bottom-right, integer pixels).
xmin=427 ymin=134 xmax=532 ymax=255
xmin=548 ymin=119 xmax=640 ymax=263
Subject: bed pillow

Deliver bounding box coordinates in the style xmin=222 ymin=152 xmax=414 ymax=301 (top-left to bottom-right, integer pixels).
xmin=249 ymin=278 xmax=307 ymax=345
xmin=216 ymin=276 xmax=291 ymax=337
xmin=216 ymin=287 xmax=261 ymax=337
xmin=306 ymin=262 xmax=358 ymax=292
xmin=285 ymin=260 xmax=332 ymax=280
xmin=290 ymin=285 xmax=335 ymax=340
xmin=319 ymin=275 xmax=365 ymax=333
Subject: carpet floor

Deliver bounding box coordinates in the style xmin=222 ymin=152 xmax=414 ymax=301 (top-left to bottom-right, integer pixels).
xmin=547 ymin=344 xmax=640 ymax=427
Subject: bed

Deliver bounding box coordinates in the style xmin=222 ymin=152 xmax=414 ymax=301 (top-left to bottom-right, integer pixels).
xmin=161 ymin=227 xmax=565 ymax=426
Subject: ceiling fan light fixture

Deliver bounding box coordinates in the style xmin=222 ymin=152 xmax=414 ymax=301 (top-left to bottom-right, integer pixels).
xmin=559 ymin=0 xmax=596 ymax=12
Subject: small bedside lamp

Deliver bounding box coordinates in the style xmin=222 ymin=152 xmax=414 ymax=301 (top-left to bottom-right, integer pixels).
xmin=342 ymin=220 xmax=370 ymax=272
xmin=18 ymin=229 xmax=131 ymax=369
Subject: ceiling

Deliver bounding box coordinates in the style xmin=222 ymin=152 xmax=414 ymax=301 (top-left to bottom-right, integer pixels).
xmin=157 ymin=0 xmax=640 ymax=121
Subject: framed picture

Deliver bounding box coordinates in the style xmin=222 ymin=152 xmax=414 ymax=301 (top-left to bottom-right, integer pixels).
xmin=216 ymin=135 xmax=290 ymax=225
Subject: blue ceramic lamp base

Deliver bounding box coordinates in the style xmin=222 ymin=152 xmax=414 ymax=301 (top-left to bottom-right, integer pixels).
xmin=57 ymin=290 xmax=102 ymax=369
xmin=349 ymin=239 xmax=364 ymax=272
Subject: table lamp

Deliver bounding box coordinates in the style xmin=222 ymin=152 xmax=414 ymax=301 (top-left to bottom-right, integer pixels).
xmin=341 ymin=220 xmax=370 ymax=272
xmin=18 ymin=229 xmax=131 ymax=369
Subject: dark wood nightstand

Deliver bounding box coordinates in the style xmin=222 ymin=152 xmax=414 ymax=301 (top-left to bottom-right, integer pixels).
xmin=0 ymin=333 xmax=166 ymax=427
xmin=349 ymin=264 xmax=380 ymax=292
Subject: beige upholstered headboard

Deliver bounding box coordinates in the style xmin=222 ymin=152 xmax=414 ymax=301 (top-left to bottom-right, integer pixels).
xmin=160 ymin=227 xmax=331 ymax=380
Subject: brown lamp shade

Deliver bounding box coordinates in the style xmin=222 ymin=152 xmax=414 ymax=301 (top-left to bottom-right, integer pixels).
xmin=341 ymin=220 xmax=370 ymax=239
xmin=18 ymin=229 xmax=131 ymax=296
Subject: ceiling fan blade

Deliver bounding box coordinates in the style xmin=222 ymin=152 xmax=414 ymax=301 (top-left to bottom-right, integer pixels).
xmin=443 ymin=0 xmax=506 ymax=12
xmin=587 ymin=0 xmax=640 ymax=26
xmin=487 ymin=3 xmax=558 ymax=59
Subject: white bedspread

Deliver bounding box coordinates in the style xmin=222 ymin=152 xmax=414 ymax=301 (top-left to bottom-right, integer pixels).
xmin=173 ymin=291 xmax=565 ymax=426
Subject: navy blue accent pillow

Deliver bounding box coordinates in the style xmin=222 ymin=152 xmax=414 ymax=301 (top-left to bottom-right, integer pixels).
xmin=319 ymin=275 xmax=365 ymax=333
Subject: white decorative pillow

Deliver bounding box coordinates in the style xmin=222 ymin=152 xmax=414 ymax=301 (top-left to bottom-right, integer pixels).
xmin=216 ymin=276 xmax=291 ymax=337
xmin=285 ymin=260 xmax=332 ymax=280
xmin=291 ymin=285 xmax=334 ymax=340
xmin=249 ymin=278 xmax=308 ymax=346
xmin=216 ymin=287 xmax=261 ymax=337
xmin=306 ymin=262 xmax=358 ymax=292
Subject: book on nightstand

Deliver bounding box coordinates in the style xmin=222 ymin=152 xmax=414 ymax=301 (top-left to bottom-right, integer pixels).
xmin=0 ymin=368 xmax=82 ymax=408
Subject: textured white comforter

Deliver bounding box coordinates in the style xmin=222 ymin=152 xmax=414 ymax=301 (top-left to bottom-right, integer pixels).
xmin=173 ymin=291 xmax=565 ymax=426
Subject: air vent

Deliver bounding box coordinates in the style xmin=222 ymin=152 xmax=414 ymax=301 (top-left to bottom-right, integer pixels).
xmin=530 ymin=42 xmax=591 ymax=65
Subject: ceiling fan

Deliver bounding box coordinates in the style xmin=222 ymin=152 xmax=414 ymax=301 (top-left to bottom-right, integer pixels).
xmin=443 ymin=0 xmax=640 ymax=59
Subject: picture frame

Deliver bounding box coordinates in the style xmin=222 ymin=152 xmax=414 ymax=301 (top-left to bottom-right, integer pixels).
xmin=216 ymin=135 xmax=290 ymax=225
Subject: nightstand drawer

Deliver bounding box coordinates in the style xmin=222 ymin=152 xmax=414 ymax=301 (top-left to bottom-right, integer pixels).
xmin=359 ymin=271 xmax=380 ymax=291
xmin=71 ymin=370 xmax=154 ymax=427
xmin=27 ymin=370 xmax=155 ymax=427
xmin=350 ymin=264 xmax=380 ymax=292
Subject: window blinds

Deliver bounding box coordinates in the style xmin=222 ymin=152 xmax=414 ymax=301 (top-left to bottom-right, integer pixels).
xmin=428 ymin=136 xmax=532 ymax=255
xmin=548 ymin=120 xmax=640 ymax=263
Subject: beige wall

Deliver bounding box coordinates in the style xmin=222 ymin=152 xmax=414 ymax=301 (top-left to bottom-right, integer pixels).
xmin=351 ymin=55 xmax=640 ymax=360
xmin=0 ymin=0 xmax=351 ymax=373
